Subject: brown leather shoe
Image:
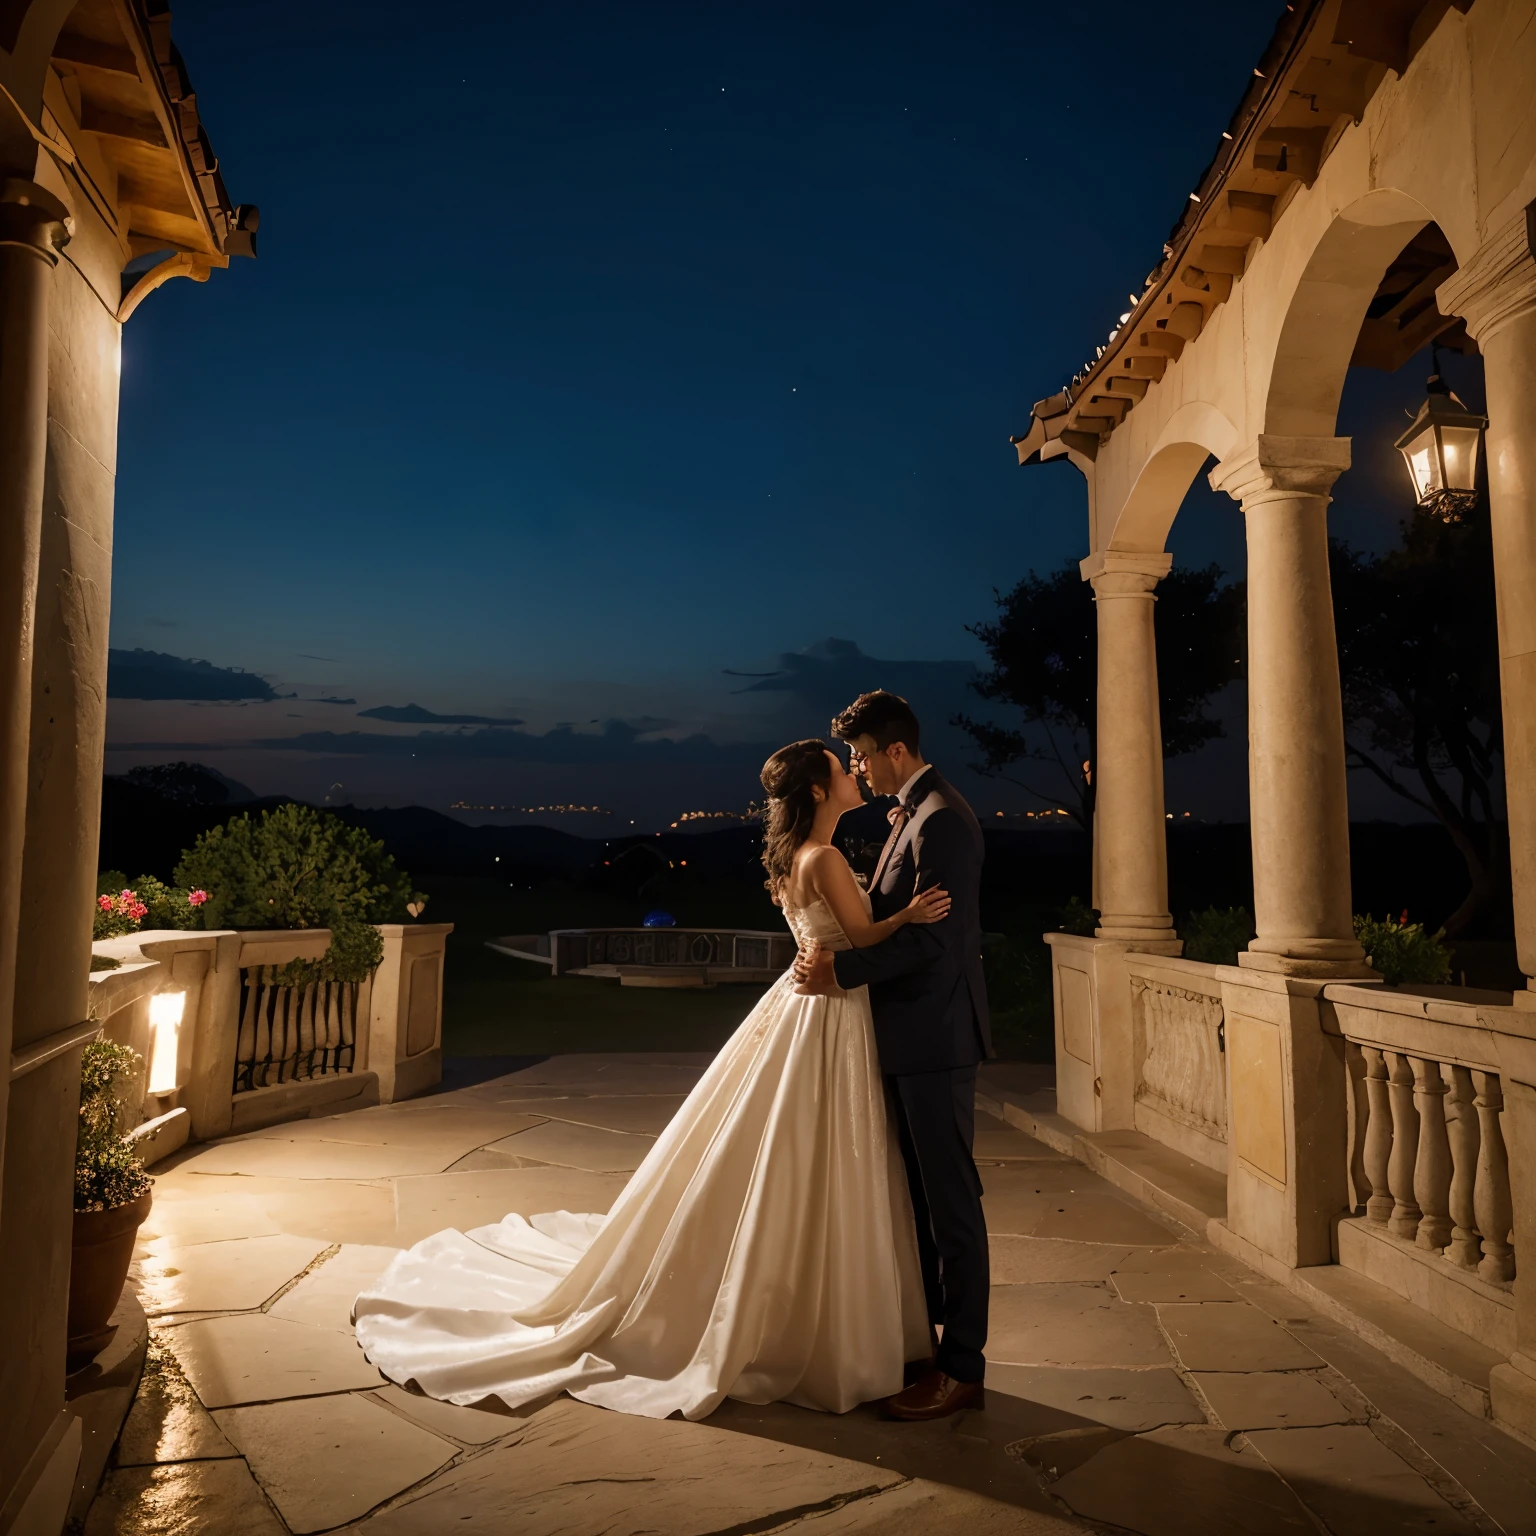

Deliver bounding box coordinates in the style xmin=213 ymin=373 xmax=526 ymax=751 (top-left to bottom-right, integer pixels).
xmin=902 ymin=1325 xmax=941 ymax=1386
xmin=902 ymin=1355 xmax=935 ymax=1387
xmin=882 ymin=1369 xmax=984 ymax=1421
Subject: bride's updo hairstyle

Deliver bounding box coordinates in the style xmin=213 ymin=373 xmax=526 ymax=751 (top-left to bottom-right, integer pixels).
xmin=759 ymin=739 xmax=833 ymax=901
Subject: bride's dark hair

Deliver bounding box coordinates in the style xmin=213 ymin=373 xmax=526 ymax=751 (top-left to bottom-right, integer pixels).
xmin=759 ymin=739 xmax=833 ymax=901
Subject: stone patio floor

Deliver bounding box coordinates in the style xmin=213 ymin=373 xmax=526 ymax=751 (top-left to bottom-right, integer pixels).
xmin=85 ymin=1053 xmax=1536 ymax=1535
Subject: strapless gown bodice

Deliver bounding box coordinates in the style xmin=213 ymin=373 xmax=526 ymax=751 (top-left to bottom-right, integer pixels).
xmin=353 ymin=883 xmax=926 ymax=1421
xmin=781 ymin=892 xmax=862 ymax=953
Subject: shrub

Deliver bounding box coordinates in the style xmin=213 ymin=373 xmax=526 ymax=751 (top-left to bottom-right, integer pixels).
xmin=1354 ymin=912 xmax=1453 ymax=986
xmin=174 ymin=805 xmax=422 ymax=983
xmin=76 ymin=1040 xmax=151 ymax=1212
xmin=1057 ymin=896 xmax=1098 ymax=936
xmin=1182 ymin=906 xmax=1256 ymax=967
xmin=94 ymin=872 xmax=207 ymax=939
xmin=984 ymin=933 xmax=1050 ymax=1014
xmin=982 ymin=933 xmax=1054 ymax=1061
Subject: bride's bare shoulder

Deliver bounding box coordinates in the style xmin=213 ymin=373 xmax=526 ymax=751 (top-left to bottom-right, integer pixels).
xmin=795 ymin=843 xmax=853 ymax=891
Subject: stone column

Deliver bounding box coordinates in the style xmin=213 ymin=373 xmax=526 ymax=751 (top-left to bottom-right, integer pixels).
xmin=1209 ymin=435 xmax=1366 ymax=974
xmin=0 ymin=179 xmax=72 ymax=1164
xmin=1440 ymin=211 xmax=1536 ymax=1007
xmin=1440 ymin=209 xmax=1536 ymax=1445
xmin=1084 ymin=550 xmax=1180 ymax=949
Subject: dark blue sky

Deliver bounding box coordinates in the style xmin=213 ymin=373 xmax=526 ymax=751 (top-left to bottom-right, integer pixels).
xmin=106 ymin=1 xmax=1444 ymax=825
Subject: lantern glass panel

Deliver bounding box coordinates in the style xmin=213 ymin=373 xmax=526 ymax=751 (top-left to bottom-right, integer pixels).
xmin=1439 ymin=422 xmax=1482 ymax=492
xmin=1406 ymin=436 xmax=1438 ymax=500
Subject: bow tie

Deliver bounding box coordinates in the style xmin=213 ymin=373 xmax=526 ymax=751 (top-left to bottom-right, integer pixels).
xmin=887 ymin=801 xmax=912 ymax=827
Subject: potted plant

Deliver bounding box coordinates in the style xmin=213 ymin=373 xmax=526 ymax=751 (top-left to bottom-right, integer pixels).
xmin=69 ymin=1039 xmax=153 ymax=1366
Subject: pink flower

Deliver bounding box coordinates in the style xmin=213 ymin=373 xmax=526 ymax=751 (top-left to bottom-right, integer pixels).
xmin=98 ymin=895 xmax=113 ymax=911
xmin=188 ymin=889 xmax=209 ymax=906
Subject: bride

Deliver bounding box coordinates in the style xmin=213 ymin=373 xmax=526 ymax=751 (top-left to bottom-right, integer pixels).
xmin=353 ymin=739 xmax=947 ymax=1420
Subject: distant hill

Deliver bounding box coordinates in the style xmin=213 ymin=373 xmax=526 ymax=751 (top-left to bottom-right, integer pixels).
xmin=94 ymin=775 xmax=1490 ymax=939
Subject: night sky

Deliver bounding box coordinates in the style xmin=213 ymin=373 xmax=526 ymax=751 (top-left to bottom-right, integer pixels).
xmin=104 ymin=1 xmax=1461 ymax=828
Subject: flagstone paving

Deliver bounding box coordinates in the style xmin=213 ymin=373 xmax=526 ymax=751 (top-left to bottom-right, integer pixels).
xmin=84 ymin=1052 xmax=1536 ymax=1534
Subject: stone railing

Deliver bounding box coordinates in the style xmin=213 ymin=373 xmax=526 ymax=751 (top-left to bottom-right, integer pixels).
xmin=1327 ymin=983 xmax=1522 ymax=1356
xmin=1127 ymin=955 xmax=1228 ymax=1172
xmin=492 ymin=928 xmax=795 ymax=983
xmin=89 ymin=922 xmax=453 ymax=1149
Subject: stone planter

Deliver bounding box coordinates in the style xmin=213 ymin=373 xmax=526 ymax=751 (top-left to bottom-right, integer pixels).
xmin=67 ymin=1188 xmax=152 ymax=1367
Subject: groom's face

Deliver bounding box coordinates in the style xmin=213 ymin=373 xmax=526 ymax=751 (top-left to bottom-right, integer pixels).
xmin=848 ymin=734 xmax=904 ymax=797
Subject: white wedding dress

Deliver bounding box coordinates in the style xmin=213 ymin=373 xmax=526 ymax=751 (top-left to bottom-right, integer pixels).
xmin=353 ymin=894 xmax=929 ymax=1421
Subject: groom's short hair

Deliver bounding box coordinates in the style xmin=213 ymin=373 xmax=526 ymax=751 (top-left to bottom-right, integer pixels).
xmin=831 ymin=691 xmax=921 ymax=754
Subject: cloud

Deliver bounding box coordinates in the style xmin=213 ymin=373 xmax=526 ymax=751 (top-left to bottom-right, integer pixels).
xmin=243 ymin=718 xmax=770 ymax=765
xmin=107 ymin=649 xmax=277 ymax=702
xmin=726 ymin=638 xmax=981 ymax=736
xmin=357 ymin=703 xmax=524 ymax=725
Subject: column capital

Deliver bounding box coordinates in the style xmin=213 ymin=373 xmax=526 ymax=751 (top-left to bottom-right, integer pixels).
xmin=1209 ymin=435 xmax=1351 ymax=507
xmin=1438 ymin=204 xmax=1536 ymax=346
xmin=1080 ymin=548 xmax=1172 ymax=596
xmin=0 ymin=179 xmax=72 ymax=264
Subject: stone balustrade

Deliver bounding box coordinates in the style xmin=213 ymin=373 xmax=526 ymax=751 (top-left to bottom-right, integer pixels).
xmin=1327 ymin=983 xmax=1526 ymax=1358
xmin=1128 ymin=956 xmax=1228 ymax=1172
xmin=235 ymin=972 xmax=362 ymax=1093
xmin=89 ymin=922 xmax=453 ymax=1149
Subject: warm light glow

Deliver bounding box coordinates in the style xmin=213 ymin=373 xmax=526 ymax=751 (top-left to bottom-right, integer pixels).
xmin=148 ymin=991 xmax=186 ymax=1094
xmin=1407 ymin=444 xmax=1435 ymax=500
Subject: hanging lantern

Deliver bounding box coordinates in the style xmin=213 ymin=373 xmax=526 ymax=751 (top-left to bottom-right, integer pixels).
xmin=1393 ymin=351 xmax=1487 ymax=522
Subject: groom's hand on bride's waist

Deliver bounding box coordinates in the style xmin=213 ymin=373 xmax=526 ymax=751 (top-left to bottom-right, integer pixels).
xmin=792 ymin=944 xmax=842 ymax=996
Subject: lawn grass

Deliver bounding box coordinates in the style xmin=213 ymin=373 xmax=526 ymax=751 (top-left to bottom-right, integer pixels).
xmin=428 ymin=873 xmax=1055 ymax=1062
xmin=432 ymin=875 xmax=774 ymax=1056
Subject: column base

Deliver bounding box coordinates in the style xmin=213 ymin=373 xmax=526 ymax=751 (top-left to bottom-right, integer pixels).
xmin=1512 ymin=986 xmax=1536 ymax=1013
xmin=1492 ymin=1358 xmax=1536 ymax=1448
xmin=1095 ymin=919 xmax=1181 ymax=956
xmin=1238 ymin=953 xmax=1377 ymax=980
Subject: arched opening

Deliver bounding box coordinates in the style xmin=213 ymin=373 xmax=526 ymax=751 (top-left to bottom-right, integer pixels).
xmin=1262 ymin=187 xmax=1453 ymax=438
xmin=1262 ymin=192 xmax=1507 ymax=950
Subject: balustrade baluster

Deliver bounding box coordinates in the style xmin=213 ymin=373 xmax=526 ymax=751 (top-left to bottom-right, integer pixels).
xmin=1362 ymin=1047 xmax=1393 ymax=1223
xmin=342 ymin=980 xmax=356 ymax=1070
xmin=297 ymin=981 xmax=316 ymax=1077
xmin=1387 ymin=1052 xmax=1422 ymax=1239
xmin=1444 ymin=1065 xmax=1482 ymax=1270
xmin=1410 ymin=1058 xmax=1453 ymax=1250
xmin=236 ymin=973 xmax=259 ymax=1088
xmin=1472 ymin=1070 xmax=1516 ymax=1284
xmin=1345 ymin=1043 xmax=1367 ymax=1213
xmin=278 ymin=985 xmax=296 ymax=1082
xmin=253 ymin=970 xmax=273 ymax=1088
xmin=323 ymin=981 xmax=340 ymax=1071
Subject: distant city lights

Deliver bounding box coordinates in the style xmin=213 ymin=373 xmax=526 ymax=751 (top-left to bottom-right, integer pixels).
xmin=450 ymin=801 xmax=611 ymax=814
xmin=669 ymin=809 xmax=756 ymax=828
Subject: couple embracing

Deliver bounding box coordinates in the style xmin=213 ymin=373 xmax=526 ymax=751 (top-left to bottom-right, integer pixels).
xmin=355 ymin=690 xmax=992 ymax=1423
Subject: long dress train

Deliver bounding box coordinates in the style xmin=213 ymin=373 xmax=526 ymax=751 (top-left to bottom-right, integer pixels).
xmin=352 ymin=896 xmax=929 ymax=1421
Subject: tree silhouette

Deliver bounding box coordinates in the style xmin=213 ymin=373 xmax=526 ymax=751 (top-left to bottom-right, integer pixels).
xmin=957 ymin=561 xmax=1245 ymax=830
xmin=1331 ymin=505 xmax=1505 ymax=938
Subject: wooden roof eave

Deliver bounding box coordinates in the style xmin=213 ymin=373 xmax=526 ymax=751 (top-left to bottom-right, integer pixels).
xmin=1010 ymin=0 xmax=1470 ymax=463
xmin=108 ymin=0 xmax=220 ymax=258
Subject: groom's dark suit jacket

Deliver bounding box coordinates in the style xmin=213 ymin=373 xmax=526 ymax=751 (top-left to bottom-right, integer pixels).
xmin=832 ymin=767 xmax=991 ymax=1076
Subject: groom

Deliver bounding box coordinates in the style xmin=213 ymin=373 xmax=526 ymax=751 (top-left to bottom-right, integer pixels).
xmin=793 ymin=690 xmax=991 ymax=1420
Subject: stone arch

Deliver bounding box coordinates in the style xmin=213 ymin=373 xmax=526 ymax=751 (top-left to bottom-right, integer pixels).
xmin=0 ymin=0 xmax=83 ymax=170
xmin=1107 ymin=401 xmax=1240 ymax=553
xmin=1262 ymin=186 xmax=1457 ymax=438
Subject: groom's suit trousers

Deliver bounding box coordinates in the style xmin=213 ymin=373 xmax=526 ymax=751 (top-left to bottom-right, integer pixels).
xmin=886 ymin=1064 xmax=989 ymax=1384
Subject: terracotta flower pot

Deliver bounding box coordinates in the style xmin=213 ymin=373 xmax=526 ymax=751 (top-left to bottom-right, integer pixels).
xmin=68 ymin=1188 xmax=152 ymax=1367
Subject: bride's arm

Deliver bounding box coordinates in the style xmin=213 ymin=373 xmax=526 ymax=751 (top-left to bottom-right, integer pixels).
xmin=802 ymin=845 xmax=949 ymax=948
